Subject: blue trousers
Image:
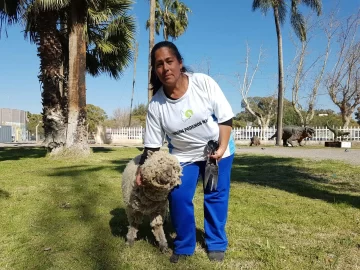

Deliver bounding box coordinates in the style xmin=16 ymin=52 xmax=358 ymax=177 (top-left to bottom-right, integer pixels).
xmin=168 ymin=154 xmax=234 ymax=255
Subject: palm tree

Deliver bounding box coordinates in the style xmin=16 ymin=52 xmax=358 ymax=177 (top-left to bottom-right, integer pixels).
xmin=148 ymin=0 xmax=156 ymax=102
xmin=65 ymin=0 xmax=135 ymax=154
xmin=252 ymin=0 xmax=322 ymax=146
xmin=146 ymin=0 xmax=191 ymax=41
xmin=21 ymin=0 xmax=135 ymax=154
xmin=22 ymin=2 xmax=67 ymax=150
xmin=146 ymin=0 xmax=190 ymax=102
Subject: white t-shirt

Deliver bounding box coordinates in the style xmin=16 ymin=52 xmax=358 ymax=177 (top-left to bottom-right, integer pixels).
xmin=144 ymin=73 xmax=235 ymax=163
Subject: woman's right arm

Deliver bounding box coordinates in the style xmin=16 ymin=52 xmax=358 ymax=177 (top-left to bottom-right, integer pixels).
xmin=136 ymin=104 xmax=164 ymax=186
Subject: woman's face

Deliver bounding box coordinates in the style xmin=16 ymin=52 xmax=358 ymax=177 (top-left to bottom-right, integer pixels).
xmin=154 ymin=47 xmax=183 ymax=89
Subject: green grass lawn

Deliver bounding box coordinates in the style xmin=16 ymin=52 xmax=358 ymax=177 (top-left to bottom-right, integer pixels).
xmin=0 ymin=147 xmax=359 ymax=270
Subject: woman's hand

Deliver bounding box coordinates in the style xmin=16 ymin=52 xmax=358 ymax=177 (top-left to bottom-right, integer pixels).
xmin=209 ymin=146 xmax=226 ymax=161
xmin=135 ymin=166 xmax=142 ymax=186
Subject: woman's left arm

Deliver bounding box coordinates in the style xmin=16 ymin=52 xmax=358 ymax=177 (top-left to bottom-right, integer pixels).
xmin=210 ymin=119 xmax=233 ymax=161
xmin=203 ymin=74 xmax=234 ymax=160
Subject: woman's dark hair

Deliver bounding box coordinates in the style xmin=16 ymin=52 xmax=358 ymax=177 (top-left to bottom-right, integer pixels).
xmin=150 ymin=41 xmax=188 ymax=96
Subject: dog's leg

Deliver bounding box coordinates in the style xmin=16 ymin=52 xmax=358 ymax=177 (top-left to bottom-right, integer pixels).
xmin=150 ymin=213 xmax=168 ymax=253
xmin=126 ymin=209 xmax=142 ymax=247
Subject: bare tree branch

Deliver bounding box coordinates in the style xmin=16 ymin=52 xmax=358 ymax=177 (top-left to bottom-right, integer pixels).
xmin=236 ymin=43 xmax=276 ymax=139
xmin=291 ymin=13 xmax=334 ymax=126
xmin=326 ymin=9 xmax=360 ymax=127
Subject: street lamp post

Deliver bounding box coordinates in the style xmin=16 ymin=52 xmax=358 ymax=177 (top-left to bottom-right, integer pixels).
xmin=36 ymin=121 xmax=42 ymax=143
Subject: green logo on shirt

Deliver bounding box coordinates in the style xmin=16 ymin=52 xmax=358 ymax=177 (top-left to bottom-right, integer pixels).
xmin=181 ymin=109 xmax=193 ymax=122
xmin=185 ymin=109 xmax=193 ymax=118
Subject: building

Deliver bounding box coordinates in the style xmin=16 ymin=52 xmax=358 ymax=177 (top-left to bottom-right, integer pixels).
xmin=0 ymin=125 xmax=12 ymax=143
xmin=0 ymin=108 xmax=28 ymax=142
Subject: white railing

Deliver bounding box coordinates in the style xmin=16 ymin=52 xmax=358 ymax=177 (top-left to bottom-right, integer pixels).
xmin=105 ymin=126 xmax=360 ymax=142
xmin=232 ymin=126 xmax=360 ymax=141
xmin=106 ymin=127 xmax=144 ymax=141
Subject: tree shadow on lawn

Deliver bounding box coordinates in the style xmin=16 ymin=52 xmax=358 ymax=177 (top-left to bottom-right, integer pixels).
xmin=0 ymin=188 xmax=10 ymax=198
xmin=22 ymin=156 xmax=137 ymax=268
xmin=91 ymin=147 xmax=115 ymax=153
xmin=232 ymin=155 xmax=360 ymax=208
xmin=0 ymin=147 xmax=47 ymax=162
xmin=111 ymin=159 xmax=132 ymax=174
xmin=31 ymin=164 xmax=133 ymax=269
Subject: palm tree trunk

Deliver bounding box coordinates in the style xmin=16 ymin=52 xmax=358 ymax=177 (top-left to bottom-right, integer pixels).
xmin=65 ymin=0 xmax=89 ymax=155
xmin=148 ymin=0 xmax=156 ymax=102
xmin=36 ymin=11 xmax=67 ymax=151
xmin=274 ymin=6 xmax=284 ymax=146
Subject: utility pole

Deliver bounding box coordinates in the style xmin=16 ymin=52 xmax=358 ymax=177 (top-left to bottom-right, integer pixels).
xmin=129 ymin=42 xmax=139 ymax=127
xmin=36 ymin=121 xmax=42 ymax=143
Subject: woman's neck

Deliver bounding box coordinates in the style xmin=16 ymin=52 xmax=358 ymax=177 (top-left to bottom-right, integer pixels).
xmin=163 ymin=73 xmax=188 ymax=99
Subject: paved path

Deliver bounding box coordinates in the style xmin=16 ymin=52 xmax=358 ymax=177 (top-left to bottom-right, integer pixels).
xmin=1 ymin=143 xmax=359 ymax=166
xmin=236 ymin=146 xmax=360 ymax=166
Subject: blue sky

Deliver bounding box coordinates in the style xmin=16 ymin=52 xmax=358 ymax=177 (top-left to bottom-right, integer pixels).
xmin=0 ymin=0 xmax=359 ymax=118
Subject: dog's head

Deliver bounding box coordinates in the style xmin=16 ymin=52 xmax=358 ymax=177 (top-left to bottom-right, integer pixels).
xmin=304 ymin=127 xmax=315 ymax=138
xmin=141 ymin=151 xmax=182 ymax=193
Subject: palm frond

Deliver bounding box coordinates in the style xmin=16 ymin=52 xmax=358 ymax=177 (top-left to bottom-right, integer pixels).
xmin=302 ymin=0 xmax=322 ymax=16
xmin=86 ymin=2 xmax=135 ymax=79
xmin=291 ymin=11 xmax=306 ymax=41
xmin=105 ymin=15 xmax=135 ymax=42
xmin=277 ymin=0 xmax=287 ymax=24
xmin=252 ymin=0 xmax=271 ymax=14
xmin=37 ymin=0 xmax=70 ymax=11
xmin=290 ymin=0 xmax=306 ymax=41
xmin=0 ymin=0 xmax=26 ymax=36
xmin=88 ymin=7 xmax=112 ymax=25
xmin=23 ymin=3 xmax=38 ymax=43
xmin=152 ymin=0 xmax=190 ymax=40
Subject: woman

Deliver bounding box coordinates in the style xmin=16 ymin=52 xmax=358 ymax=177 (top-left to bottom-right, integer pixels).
xmin=136 ymin=41 xmax=235 ymax=263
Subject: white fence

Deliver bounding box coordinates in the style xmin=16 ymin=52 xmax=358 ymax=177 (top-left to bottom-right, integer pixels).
xmin=105 ymin=126 xmax=360 ymax=143
xmin=105 ymin=127 xmax=144 ymax=142
xmin=232 ymin=126 xmax=360 ymax=141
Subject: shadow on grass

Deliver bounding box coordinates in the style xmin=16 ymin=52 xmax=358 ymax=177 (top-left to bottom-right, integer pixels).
xmin=109 ymin=207 xmax=208 ymax=251
xmin=0 ymin=147 xmax=47 ymax=162
xmin=232 ymin=155 xmax=360 ymax=208
xmin=0 ymin=188 xmax=10 ymax=198
xmin=45 ymin=158 xmax=130 ymax=178
xmin=111 ymin=159 xmax=131 ymax=174
xmin=91 ymin=147 xmax=115 ymax=153
xmin=109 ymin=207 xmax=170 ymax=249
xmin=47 ymin=165 xmax=110 ymax=177
xmin=28 ymin=157 xmax=136 ymax=268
